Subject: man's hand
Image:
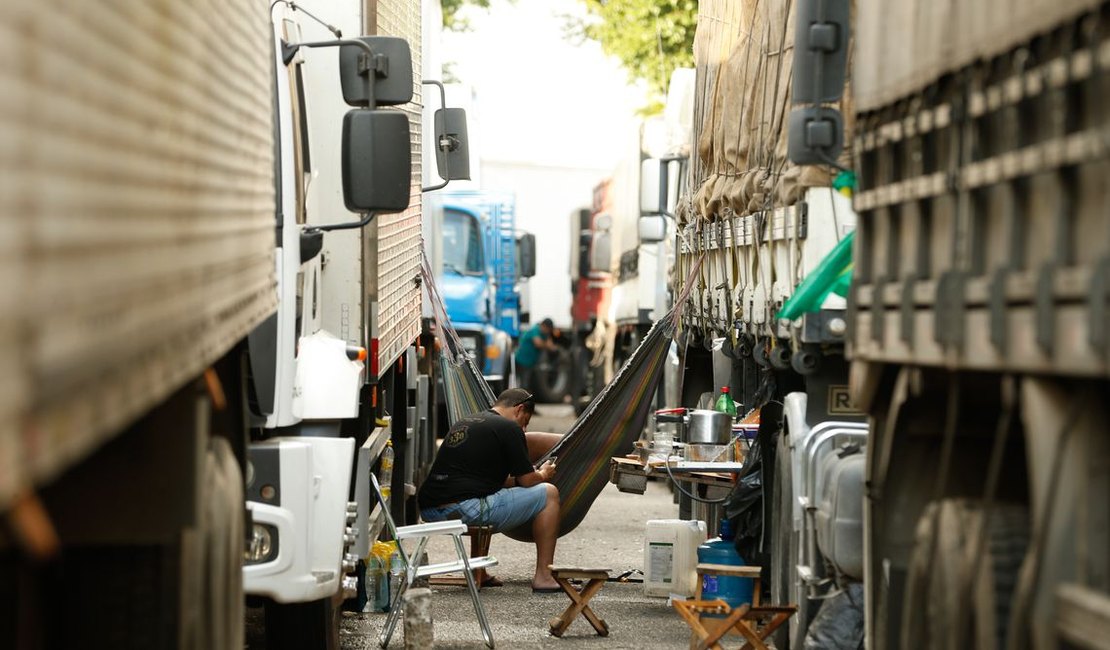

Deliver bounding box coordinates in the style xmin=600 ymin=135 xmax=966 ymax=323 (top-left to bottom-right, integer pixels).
xmin=537 ymin=459 xmax=557 ymax=482
xmin=518 ymin=460 xmax=557 ymax=487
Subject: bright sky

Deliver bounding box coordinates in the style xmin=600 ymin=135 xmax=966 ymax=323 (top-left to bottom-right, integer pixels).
xmin=442 ymin=0 xmax=649 ymax=169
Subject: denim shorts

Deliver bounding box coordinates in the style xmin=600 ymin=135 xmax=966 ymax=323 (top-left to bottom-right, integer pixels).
xmin=421 ymin=484 xmax=548 ymax=532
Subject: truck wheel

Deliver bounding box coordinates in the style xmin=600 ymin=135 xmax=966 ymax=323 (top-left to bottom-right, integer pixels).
xmin=197 ymin=438 xmax=246 ymax=650
xmin=40 ymin=438 xmax=245 ymax=650
xmin=534 ymin=347 xmax=570 ymax=403
xmin=899 ymin=502 xmax=940 ymax=649
xmin=572 ymin=345 xmax=603 ymax=415
xmin=264 ymin=594 xmax=342 ymax=650
xmin=901 ymin=499 xmax=1029 ymax=650
xmin=40 ymin=545 xmax=177 ymax=648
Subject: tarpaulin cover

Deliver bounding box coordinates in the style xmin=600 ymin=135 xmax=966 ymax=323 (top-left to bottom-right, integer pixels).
xmin=688 ymin=0 xmax=855 ymax=225
xmin=854 ymin=0 xmax=1100 ymax=111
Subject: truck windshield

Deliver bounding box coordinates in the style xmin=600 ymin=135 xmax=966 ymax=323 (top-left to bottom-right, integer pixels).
xmin=443 ymin=209 xmax=484 ymax=275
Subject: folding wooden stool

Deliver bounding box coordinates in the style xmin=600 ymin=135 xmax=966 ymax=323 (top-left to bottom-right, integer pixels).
xmin=671 ymin=563 xmax=796 ymax=650
xmin=547 ymin=566 xmax=611 ymax=637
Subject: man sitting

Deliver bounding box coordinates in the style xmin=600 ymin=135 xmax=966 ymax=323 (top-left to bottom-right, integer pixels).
xmin=418 ymin=388 xmax=563 ymax=592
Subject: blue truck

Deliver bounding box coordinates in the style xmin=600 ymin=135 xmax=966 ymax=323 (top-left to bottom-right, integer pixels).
xmin=424 ymin=189 xmax=535 ymax=391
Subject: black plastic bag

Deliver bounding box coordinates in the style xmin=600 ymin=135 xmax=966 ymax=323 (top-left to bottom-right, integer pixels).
xmin=724 ymin=435 xmax=764 ymax=563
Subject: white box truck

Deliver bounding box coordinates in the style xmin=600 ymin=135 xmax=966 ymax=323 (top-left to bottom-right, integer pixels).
xmin=1 ymin=1 xmax=463 ymax=647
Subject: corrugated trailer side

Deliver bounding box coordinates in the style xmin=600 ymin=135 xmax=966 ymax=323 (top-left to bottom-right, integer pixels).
xmin=0 ymin=0 xmax=275 ymax=512
xmin=855 ymin=0 xmax=1106 ymax=112
xmin=367 ymin=0 xmax=424 ymax=378
xmin=851 ymin=0 xmax=1110 ymax=376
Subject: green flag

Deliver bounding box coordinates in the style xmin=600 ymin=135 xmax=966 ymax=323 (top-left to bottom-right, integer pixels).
xmin=776 ymin=231 xmax=854 ymax=321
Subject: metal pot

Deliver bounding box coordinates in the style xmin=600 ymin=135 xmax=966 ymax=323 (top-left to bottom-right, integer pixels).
xmin=686 ymin=409 xmax=732 ymax=445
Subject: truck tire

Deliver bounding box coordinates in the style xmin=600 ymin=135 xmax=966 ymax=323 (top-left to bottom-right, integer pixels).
xmin=901 ymin=499 xmax=1029 ymax=650
xmin=264 ymin=594 xmax=342 ymax=650
xmin=198 ymin=438 xmax=246 ymax=650
xmin=43 ymin=546 xmax=178 ymax=649
xmin=534 ymin=347 xmax=570 ymax=403
xmin=35 ymin=439 xmax=245 ymax=650
xmin=572 ymin=345 xmax=604 ymax=416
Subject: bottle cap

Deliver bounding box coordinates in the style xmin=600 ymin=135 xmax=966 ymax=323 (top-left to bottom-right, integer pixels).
xmin=721 ymin=386 xmax=730 ymax=393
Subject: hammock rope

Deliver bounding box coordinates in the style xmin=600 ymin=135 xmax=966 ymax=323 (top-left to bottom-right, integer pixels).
xmin=421 ymin=251 xmax=496 ymax=424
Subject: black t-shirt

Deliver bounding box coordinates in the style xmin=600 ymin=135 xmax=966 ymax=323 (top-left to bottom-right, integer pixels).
xmin=418 ymin=409 xmax=535 ymax=509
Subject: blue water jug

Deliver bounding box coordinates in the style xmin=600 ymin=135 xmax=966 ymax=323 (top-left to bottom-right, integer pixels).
xmin=697 ymin=519 xmax=754 ymax=616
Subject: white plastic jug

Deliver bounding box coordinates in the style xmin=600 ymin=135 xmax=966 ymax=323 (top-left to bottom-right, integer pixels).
xmin=643 ymin=519 xmax=708 ymax=597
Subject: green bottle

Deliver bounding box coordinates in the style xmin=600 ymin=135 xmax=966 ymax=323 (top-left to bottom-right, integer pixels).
xmin=714 ymin=386 xmax=738 ymax=417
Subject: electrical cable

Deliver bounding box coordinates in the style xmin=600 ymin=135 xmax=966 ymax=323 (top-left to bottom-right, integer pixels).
xmin=664 ymin=457 xmax=734 ymax=505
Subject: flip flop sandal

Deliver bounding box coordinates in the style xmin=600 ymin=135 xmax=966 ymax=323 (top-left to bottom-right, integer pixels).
xmin=480 ymin=576 xmax=505 ymax=588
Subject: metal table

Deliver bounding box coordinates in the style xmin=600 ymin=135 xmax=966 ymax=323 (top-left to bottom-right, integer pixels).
xmin=608 ymin=456 xmax=744 ymax=537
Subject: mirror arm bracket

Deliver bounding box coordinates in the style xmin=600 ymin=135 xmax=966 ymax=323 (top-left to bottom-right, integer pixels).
xmin=359 ymin=52 xmax=389 ymax=77
xmin=423 ymin=79 xmax=448 ymax=113
xmin=421 ymin=79 xmax=452 ymax=192
xmin=306 ymin=212 xmax=377 ymax=234
xmin=281 ymin=38 xmax=378 ymax=105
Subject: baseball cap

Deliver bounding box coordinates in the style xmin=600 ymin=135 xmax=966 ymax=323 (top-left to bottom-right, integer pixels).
xmin=497 ymin=387 xmax=535 ymax=407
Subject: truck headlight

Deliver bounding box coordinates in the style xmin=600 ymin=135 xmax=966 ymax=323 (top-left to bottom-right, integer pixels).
xmin=245 ymin=523 xmax=277 ymax=564
xmin=460 ymin=336 xmax=480 ymax=359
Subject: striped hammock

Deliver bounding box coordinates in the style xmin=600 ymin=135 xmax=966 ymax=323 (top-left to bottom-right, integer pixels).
xmin=424 ymin=250 xmax=699 ymax=541
xmin=439 ymin=314 xmax=673 ymax=541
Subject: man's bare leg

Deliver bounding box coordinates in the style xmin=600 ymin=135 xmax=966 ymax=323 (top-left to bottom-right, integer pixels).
xmin=530 ymin=483 xmax=561 ymax=590
xmin=481 ymin=433 xmax=560 ymax=588
xmin=525 ymin=432 xmax=563 ymax=463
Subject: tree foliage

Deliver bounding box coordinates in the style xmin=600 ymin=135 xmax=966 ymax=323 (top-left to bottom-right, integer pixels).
xmin=575 ymin=0 xmax=697 ymax=100
xmin=439 ymin=0 xmax=696 ymax=107
xmin=441 ymin=0 xmax=490 ymax=30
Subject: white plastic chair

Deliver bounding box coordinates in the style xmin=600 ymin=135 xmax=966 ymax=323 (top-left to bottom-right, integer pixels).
xmin=370 ymin=474 xmax=498 ymax=648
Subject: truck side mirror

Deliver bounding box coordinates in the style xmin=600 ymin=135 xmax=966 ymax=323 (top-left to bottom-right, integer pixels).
xmin=433 ymin=107 xmax=471 ymax=181
xmin=341 ymin=109 xmax=411 ymax=212
xmin=792 ymin=0 xmax=849 ymax=104
xmin=339 ymin=36 xmax=413 ymax=107
xmin=517 ymin=233 xmax=537 ymax=279
xmin=421 ymin=80 xmax=471 ymax=192
xmin=640 ymin=158 xmax=663 ymax=215
xmin=641 ymin=156 xmax=684 ymax=217
xmin=787 ymin=106 xmax=844 ymax=165
xmin=590 ymin=231 xmax=611 ymax=274
xmin=638 ymin=215 xmax=668 ymax=243
xmin=788 ymin=0 xmax=849 ymax=166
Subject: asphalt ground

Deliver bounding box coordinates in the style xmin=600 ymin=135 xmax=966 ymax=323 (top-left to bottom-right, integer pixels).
xmin=339 ymin=403 xmax=698 ymax=649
